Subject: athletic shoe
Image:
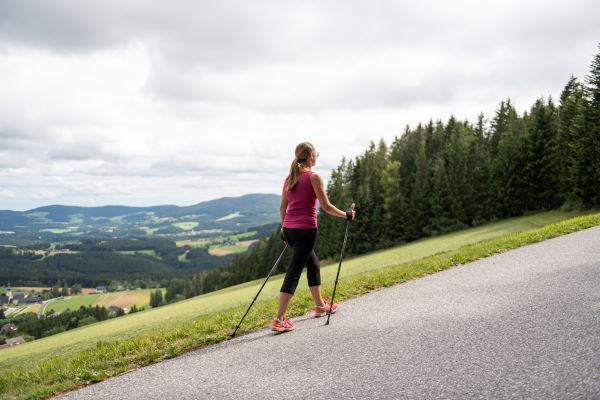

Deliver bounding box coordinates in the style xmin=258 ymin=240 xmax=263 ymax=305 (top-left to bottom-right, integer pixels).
xmin=271 ymin=317 xmax=296 ymax=333
xmin=315 ymin=298 xmax=339 ymax=317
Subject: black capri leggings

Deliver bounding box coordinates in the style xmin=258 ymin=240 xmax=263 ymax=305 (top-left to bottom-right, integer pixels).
xmin=280 ymin=227 xmax=321 ymax=294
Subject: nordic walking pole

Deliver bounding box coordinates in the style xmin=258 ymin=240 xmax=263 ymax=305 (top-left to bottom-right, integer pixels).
xmin=230 ymin=243 xmax=289 ymax=338
xmin=325 ymin=203 xmax=355 ymax=326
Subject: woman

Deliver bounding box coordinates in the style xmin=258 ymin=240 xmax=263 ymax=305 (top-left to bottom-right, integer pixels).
xmin=272 ymin=142 xmax=356 ymax=333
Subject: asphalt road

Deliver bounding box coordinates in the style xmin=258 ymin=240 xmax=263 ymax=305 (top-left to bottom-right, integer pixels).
xmin=58 ymin=226 xmax=600 ymax=400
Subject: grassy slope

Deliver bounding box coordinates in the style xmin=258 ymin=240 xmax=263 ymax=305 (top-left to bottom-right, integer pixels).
xmin=0 ymin=210 xmax=581 ymax=369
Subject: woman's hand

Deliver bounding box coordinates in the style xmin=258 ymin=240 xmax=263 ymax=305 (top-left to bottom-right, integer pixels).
xmin=346 ymin=209 xmax=356 ymax=221
xmin=346 ymin=203 xmax=356 ymax=221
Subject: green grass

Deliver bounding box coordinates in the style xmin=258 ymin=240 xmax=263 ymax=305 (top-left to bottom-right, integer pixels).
xmin=209 ymin=245 xmax=248 ymax=255
xmin=172 ymin=222 xmax=199 ymax=230
xmin=23 ymin=304 xmax=42 ymax=314
xmin=133 ymin=289 xmax=165 ymax=309
xmin=227 ymin=231 xmax=257 ymax=241
xmin=0 ymin=210 xmax=598 ymax=399
xmin=47 ymin=294 xmax=101 ymax=313
xmin=175 ymin=238 xmax=209 ymax=248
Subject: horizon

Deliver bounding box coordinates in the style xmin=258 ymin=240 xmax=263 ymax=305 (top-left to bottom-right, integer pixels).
xmin=1 ymin=192 xmax=281 ymax=213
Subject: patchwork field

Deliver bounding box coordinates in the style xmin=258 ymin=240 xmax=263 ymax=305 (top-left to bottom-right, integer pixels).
xmin=208 ymin=243 xmax=255 ymax=256
xmin=92 ymin=291 xmax=150 ymax=308
xmin=10 ymin=287 xmax=98 ymax=295
xmin=172 ymin=222 xmax=199 ymax=230
xmin=23 ymin=304 xmax=41 ymax=314
xmin=0 ymin=210 xmax=585 ymax=370
xmin=175 ymin=238 xmax=210 ymax=247
xmin=47 ymin=294 xmax=101 ymax=313
xmin=46 ymin=290 xmax=155 ymax=313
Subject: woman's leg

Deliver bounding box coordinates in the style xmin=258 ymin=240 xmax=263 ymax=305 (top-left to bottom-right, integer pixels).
xmin=277 ymin=228 xmax=316 ymax=318
xmin=309 ymin=285 xmax=324 ymax=307
xmin=277 ymin=292 xmax=294 ymax=320
xmin=306 ymin=249 xmax=324 ymax=306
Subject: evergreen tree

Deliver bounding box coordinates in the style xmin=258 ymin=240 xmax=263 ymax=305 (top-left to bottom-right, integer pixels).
xmin=557 ymin=76 xmax=586 ymax=207
xmin=525 ymin=97 xmax=561 ymax=210
xmin=380 ymin=160 xmax=408 ymax=242
xmin=407 ymin=128 xmax=431 ymax=239
xmin=583 ymin=45 xmax=600 ymax=206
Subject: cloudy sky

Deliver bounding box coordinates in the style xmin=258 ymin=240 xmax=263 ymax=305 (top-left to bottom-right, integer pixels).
xmin=0 ymin=0 xmax=598 ymax=211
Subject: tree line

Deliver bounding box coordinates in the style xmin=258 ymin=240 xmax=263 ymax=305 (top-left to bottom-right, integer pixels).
xmin=0 ymin=304 xmax=138 ymax=342
xmin=160 ymin=46 xmax=600 ymax=299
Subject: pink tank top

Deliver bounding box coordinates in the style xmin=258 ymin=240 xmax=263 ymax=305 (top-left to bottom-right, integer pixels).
xmin=283 ymin=171 xmax=318 ymax=229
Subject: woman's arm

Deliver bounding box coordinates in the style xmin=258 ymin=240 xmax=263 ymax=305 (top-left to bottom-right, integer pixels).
xmin=280 ymin=185 xmax=288 ymax=226
xmin=310 ymin=173 xmax=355 ymax=220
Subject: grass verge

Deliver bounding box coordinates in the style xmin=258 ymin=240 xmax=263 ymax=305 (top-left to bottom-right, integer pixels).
xmin=1 ymin=212 xmax=599 ymax=399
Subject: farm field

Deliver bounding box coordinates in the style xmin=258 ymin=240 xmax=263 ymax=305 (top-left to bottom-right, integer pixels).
xmin=23 ymin=304 xmax=41 ymax=314
xmin=92 ymin=291 xmax=151 ymax=308
xmin=0 ymin=210 xmax=585 ymax=370
xmin=175 ymin=238 xmax=210 ymax=248
xmin=47 ymin=294 xmax=101 ymax=313
xmin=46 ymin=290 xmax=155 ymax=314
xmin=9 ymin=287 xmax=97 ymax=295
xmin=172 ymin=222 xmax=199 ymax=230
xmin=208 ymin=243 xmax=253 ymax=256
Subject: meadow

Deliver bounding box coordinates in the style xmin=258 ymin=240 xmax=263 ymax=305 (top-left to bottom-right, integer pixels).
xmin=46 ymin=290 xmax=156 ymax=314
xmin=0 ymin=210 xmax=583 ymax=369
xmin=171 ymin=222 xmax=199 ymax=230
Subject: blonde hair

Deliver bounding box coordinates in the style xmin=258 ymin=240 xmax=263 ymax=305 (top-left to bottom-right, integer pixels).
xmin=287 ymin=142 xmax=316 ymax=191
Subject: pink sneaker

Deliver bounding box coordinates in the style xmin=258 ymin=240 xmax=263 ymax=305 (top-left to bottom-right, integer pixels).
xmin=271 ymin=317 xmax=296 ymax=332
xmin=315 ymin=298 xmax=339 ymax=317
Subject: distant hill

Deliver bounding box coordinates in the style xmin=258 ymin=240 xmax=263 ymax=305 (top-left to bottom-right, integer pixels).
xmin=0 ymin=193 xmax=280 ymax=245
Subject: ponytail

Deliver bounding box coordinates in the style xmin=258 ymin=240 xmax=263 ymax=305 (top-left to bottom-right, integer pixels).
xmin=287 ymin=159 xmax=301 ymax=190
xmin=286 ymin=142 xmax=315 ymax=191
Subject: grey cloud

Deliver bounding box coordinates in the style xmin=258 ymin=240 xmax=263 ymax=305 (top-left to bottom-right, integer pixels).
xmin=0 ymin=1 xmax=421 ymax=64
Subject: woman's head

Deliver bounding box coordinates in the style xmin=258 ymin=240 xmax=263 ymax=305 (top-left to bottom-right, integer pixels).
xmin=287 ymin=142 xmax=318 ymax=190
xmin=294 ymin=142 xmax=317 ymax=167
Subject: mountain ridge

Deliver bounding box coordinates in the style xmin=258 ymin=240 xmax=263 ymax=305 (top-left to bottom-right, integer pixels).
xmin=0 ymin=193 xmax=281 ymax=244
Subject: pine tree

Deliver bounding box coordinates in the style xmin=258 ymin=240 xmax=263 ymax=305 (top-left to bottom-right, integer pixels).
xmin=380 ymin=160 xmax=408 ymax=242
xmin=525 ymin=97 xmax=561 ymax=210
xmin=558 ymin=76 xmax=586 ymax=207
xmin=491 ymin=101 xmax=528 ymax=216
xmin=583 ymin=44 xmax=600 ymax=206
xmin=407 ymin=129 xmax=431 ymax=239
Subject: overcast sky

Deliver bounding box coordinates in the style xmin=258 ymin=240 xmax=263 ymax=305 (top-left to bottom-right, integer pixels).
xmin=0 ymin=0 xmax=598 ymax=211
